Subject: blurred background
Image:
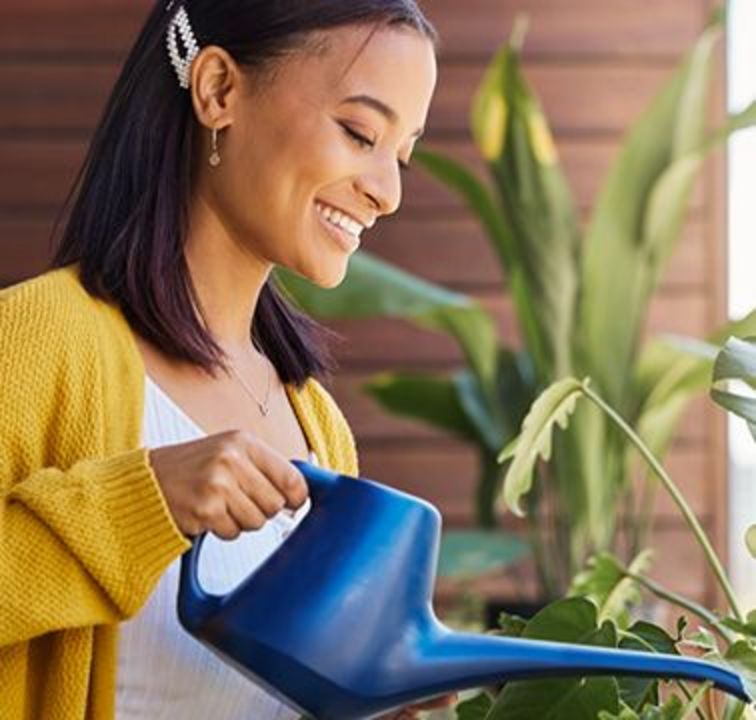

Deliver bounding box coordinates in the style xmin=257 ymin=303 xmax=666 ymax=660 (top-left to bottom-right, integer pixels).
xmin=0 ymin=0 xmax=752 ymax=619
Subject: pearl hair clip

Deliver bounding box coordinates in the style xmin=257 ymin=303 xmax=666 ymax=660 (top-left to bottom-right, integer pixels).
xmin=166 ymin=3 xmax=201 ymax=90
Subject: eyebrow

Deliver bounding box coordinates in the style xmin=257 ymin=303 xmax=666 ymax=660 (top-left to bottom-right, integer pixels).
xmin=339 ymin=94 xmax=425 ymax=138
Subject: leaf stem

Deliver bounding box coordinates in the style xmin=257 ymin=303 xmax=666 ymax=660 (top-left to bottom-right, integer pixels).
xmin=581 ymin=381 xmax=744 ymax=623
xmin=620 ymin=568 xmax=735 ymax=645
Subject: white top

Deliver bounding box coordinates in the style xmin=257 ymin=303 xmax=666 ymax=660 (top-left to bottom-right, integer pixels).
xmin=115 ymin=376 xmax=314 ymax=720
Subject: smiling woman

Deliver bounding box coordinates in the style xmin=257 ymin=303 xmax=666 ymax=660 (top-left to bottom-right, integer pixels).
xmin=0 ymin=1 xmax=440 ymax=719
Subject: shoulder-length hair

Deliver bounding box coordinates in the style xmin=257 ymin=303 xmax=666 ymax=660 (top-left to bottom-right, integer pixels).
xmin=51 ymin=0 xmax=438 ymax=387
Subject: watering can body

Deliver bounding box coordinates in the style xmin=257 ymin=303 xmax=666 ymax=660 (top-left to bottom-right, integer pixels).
xmin=178 ymin=462 xmax=750 ymax=719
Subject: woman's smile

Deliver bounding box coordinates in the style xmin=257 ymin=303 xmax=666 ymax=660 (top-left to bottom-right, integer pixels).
xmin=314 ymin=200 xmax=364 ymax=254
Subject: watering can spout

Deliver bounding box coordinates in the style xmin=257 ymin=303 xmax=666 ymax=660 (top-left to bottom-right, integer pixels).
xmin=416 ymin=629 xmax=750 ymax=703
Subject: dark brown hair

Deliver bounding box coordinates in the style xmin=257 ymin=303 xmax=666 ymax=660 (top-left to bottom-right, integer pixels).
xmin=51 ymin=0 xmax=438 ymax=386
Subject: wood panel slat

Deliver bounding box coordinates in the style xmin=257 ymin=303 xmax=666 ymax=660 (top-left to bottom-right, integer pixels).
xmin=0 ymin=1 xmax=151 ymax=58
xmin=0 ymin=0 xmax=704 ymax=60
xmin=1 ymin=60 xmax=674 ymax=138
xmin=427 ymin=0 xmax=706 ymax=60
xmin=359 ymin=443 xmax=710 ymax=525
xmin=0 ymin=64 xmax=118 ymax=134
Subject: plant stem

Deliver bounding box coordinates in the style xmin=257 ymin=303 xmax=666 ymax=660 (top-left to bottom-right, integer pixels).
xmin=581 ymin=381 xmax=744 ymax=623
xmin=621 ymin=568 xmax=735 ymax=645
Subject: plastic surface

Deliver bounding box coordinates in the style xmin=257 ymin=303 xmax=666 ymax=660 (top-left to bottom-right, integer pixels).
xmin=177 ymin=461 xmax=749 ymax=719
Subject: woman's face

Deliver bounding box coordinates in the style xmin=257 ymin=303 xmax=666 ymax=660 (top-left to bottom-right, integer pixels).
xmin=193 ymin=23 xmax=438 ymax=288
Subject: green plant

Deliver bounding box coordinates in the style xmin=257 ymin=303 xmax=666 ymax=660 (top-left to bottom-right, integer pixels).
xmin=277 ymin=10 xmax=756 ymax=595
xmin=445 ymin=334 xmax=756 ymax=719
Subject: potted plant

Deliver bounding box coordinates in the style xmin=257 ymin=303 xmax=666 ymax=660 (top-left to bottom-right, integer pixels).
xmin=277 ymin=9 xmax=756 ymax=599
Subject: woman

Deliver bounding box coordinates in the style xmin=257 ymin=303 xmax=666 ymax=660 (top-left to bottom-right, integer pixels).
xmin=0 ymin=0 xmax=453 ymax=718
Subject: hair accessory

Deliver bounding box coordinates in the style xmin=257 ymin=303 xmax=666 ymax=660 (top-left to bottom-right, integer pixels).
xmin=166 ymin=5 xmax=201 ymax=90
xmin=209 ymin=127 xmax=221 ymax=167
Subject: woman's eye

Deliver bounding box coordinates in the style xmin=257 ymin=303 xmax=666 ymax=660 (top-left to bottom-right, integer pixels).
xmin=341 ymin=123 xmax=374 ymax=149
xmin=341 ymin=123 xmax=411 ymax=172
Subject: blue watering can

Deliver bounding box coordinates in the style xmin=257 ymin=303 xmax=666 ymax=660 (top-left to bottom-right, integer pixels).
xmin=178 ymin=461 xmax=750 ymax=719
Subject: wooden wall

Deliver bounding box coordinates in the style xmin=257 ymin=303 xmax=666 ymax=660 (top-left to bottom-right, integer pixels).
xmin=0 ymin=1 xmax=727 ymax=607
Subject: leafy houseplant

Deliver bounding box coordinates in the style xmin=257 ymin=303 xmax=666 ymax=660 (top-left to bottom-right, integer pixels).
xmin=277 ymin=10 xmax=756 ymax=596
xmin=446 ymin=334 xmax=756 ymax=720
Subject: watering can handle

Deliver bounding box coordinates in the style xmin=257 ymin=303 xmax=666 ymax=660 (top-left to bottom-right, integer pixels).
xmin=178 ymin=460 xmax=341 ymax=625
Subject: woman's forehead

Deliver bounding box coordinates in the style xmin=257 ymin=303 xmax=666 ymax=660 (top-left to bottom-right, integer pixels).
xmin=285 ymin=24 xmax=437 ymax=126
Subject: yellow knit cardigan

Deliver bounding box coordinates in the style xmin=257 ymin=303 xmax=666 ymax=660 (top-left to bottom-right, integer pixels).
xmin=0 ymin=265 xmax=358 ymax=720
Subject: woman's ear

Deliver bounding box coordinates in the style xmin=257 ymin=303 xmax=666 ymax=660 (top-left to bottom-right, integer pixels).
xmin=190 ymin=45 xmax=241 ymax=130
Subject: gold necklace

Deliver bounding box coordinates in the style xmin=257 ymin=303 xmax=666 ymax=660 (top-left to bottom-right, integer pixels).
xmin=228 ymin=344 xmax=271 ymax=417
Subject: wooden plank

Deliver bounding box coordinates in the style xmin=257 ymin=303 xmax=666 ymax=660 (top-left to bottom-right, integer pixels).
xmin=1 ymin=59 xmax=673 ymax=138
xmin=0 ymin=0 xmax=704 ymax=61
xmin=0 ymin=219 xmax=59 ymax=282
xmin=332 ymin=373 xmax=711 ymax=446
xmin=0 ymin=140 xmax=84 ymax=213
xmin=430 ymin=62 xmax=673 ymax=136
xmin=0 ymin=64 xmax=118 ymax=134
xmin=426 ymin=0 xmax=706 ymax=60
xmin=0 ymin=1 xmax=151 ymax=58
xmin=358 ymin=443 xmax=709 ymax=525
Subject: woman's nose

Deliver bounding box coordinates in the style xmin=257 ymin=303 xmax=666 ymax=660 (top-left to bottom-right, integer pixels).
xmin=355 ymin=157 xmax=403 ymax=218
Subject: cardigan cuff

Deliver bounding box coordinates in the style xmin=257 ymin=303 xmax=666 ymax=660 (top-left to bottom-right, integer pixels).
xmin=100 ymin=448 xmax=191 ymax=600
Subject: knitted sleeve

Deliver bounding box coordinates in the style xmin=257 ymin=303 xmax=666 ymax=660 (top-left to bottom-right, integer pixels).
xmin=0 ymin=275 xmax=190 ymax=647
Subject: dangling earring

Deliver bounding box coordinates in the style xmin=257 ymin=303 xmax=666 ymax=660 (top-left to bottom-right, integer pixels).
xmin=209 ymin=127 xmax=221 ymax=167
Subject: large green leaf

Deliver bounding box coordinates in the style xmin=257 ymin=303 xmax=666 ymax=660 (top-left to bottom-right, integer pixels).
xmin=412 ymin=147 xmax=515 ymax=272
xmin=471 ymin=40 xmax=579 ymax=382
xmin=711 ymin=336 xmax=756 ymax=441
xmin=276 ymin=251 xmax=498 ymax=391
xmin=618 ymin=621 xmax=681 ymax=710
xmin=569 ymin=550 xmax=653 ymax=629
xmin=488 ymin=598 xmax=621 ymax=720
xmin=455 ymin=692 xmax=494 ymax=720
xmin=634 ymin=311 xmax=756 ymax=458
xmin=363 ymin=372 xmax=481 ymax=444
xmin=644 ymin=101 xmax=756 ymax=294
xmin=578 ymin=19 xmax=721 ymax=408
xmin=498 ymin=377 xmax=584 ymax=516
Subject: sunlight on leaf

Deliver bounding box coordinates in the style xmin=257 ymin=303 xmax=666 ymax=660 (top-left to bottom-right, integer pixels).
xmin=569 ymin=550 xmax=653 ymax=629
xmin=746 ymin=525 xmax=756 ymax=559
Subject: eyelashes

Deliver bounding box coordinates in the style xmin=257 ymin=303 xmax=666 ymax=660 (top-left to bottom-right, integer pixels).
xmin=339 ymin=123 xmax=411 ymax=172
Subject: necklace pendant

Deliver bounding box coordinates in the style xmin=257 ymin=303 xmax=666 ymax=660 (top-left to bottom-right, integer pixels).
xmin=259 ymin=403 xmax=270 ymax=417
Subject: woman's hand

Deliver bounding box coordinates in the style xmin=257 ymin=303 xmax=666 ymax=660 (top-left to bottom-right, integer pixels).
xmin=378 ymin=693 xmax=458 ymax=719
xmin=148 ymin=430 xmax=308 ymax=539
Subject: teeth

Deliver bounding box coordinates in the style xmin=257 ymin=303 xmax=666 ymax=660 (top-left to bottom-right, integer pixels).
xmin=316 ymin=201 xmax=364 ymax=238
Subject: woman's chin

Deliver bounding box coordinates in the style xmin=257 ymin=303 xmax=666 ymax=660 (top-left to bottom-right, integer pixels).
xmin=293 ymin=258 xmax=349 ymax=290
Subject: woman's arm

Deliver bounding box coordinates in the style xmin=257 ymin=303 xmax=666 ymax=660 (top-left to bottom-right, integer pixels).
xmin=0 ymin=448 xmax=190 ymax=646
